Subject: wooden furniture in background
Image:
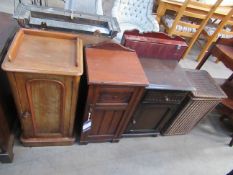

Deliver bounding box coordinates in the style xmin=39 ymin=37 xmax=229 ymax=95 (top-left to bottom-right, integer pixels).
xmin=156 ymin=0 xmax=231 ymax=23
xmin=80 ymin=43 xmax=148 ymax=144
xmin=122 ymin=30 xmax=188 ymax=61
xmin=160 ymin=0 xmax=223 ymax=59
xmin=124 ymin=59 xmax=194 ymax=137
xmin=163 ymin=70 xmax=227 ymax=136
xmin=0 ymin=12 xmax=18 ymax=163
xmin=218 ymin=81 xmax=233 ymax=146
xmin=196 ymin=38 xmax=233 ymax=70
xmin=2 ymin=29 xmax=83 ymax=146
xmin=196 ymin=8 xmax=233 ymax=62
xmin=197 ymin=38 xmax=233 ymax=146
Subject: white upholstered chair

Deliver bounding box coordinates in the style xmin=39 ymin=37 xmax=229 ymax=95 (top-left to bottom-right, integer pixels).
xmin=111 ymin=0 xmax=160 ymax=41
xmin=65 ymin=0 xmax=103 ymax=15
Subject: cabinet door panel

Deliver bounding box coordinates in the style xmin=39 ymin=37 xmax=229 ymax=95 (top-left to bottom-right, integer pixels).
xmin=14 ymin=73 xmax=72 ymax=138
xmin=127 ymin=104 xmax=175 ymax=133
xmin=26 ymin=79 xmax=65 ymax=136
xmin=89 ymin=108 xmax=124 ymax=137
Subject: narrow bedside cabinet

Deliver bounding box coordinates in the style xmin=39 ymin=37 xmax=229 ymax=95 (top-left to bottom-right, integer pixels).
xmin=124 ymin=59 xmax=194 ymax=137
xmin=2 ymin=29 xmax=83 ymax=146
xmin=80 ymin=43 xmax=148 ymax=144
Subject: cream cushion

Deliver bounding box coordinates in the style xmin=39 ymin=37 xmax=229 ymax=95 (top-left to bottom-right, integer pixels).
xmin=162 ymin=15 xmax=197 ymax=33
xmin=112 ymin=0 xmax=160 ymax=41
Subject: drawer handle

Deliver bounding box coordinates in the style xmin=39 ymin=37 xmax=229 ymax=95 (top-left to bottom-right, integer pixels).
xmin=165 ymin=96 xmax=169 ymax=102
xmin=21 ymin=111 xmax=31 ymax=119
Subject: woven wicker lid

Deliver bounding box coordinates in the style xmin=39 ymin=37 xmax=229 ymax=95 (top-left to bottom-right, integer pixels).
xmin=186 ymin=70 xmax=227 ymax=98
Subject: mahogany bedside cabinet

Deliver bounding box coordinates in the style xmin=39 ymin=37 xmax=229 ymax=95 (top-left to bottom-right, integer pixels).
xmin=80 ymin=43 xmax=148 ymax=144
xmin=0 ymin=12 xmax=18 ymax=163
xmin=2 ymin=29 xmax=83 ymax=146
xmin=124 ymin=59 xmax=194 ymax=137
xmin=163 ymin=70 xmax=227 ymax=136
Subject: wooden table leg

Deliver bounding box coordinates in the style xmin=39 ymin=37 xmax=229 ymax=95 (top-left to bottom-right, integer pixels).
xmin=196 ymin=38 xmax=216 ymax=62
xmin=156 ymin=1 xmax=166 ymax=24
xmin=195 ymin=45 xmax=214 ymax=70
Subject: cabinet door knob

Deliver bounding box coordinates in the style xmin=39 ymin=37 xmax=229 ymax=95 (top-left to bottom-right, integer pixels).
xmin=21 ymin=111 xmax=31 ymax=119
xmin=133 ymin=120 xmax=136 ymax=124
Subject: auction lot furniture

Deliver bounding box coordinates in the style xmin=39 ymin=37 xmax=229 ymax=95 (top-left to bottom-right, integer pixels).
xmin=80 ymin=43 xmax=148 ymax=144
xmin=156 ymin=0 xmax=232 ymax=24
xmin=163 ymin=70 xmax=227 ymax=136
xmin=218 ymin=81 xmax=233 ymax=146
xmin=124 ymin=59 xmax=194 ymax=137
xmin=122 ymin=30 xmax=188 ymax=61
xmin=0 ymin=12 xmax=18 ymax=163
xmin=197 ymin=38 xmax=233 ymax=146
xmin=160 ymin=0 xmax=223 ymax=59
xmin=2 ymin=29 xmax=83 ymax=146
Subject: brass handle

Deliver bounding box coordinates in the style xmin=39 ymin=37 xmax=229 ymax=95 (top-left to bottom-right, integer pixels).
xmin=21 ymin=111 xmax=31 ymax=119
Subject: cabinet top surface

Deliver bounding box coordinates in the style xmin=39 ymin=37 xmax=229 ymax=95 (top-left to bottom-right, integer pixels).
xmin=85 ymin=45 xmax=149 ymax=86
xmin=2 ymin=29 xmax=83 ymax=76
xmin=139 ymin=58 xmax=194 ymax=91
xmin=186 ymin=70 xmax=227 ymax=98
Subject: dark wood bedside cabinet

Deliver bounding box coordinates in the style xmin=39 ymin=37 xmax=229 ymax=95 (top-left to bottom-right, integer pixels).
xmin=80 ymin=43 xmax=148 ymax=144
xmin=124 ymin=59 xmax=194 ymax=137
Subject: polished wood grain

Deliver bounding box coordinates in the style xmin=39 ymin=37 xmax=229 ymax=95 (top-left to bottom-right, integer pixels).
xmin=2 ymin=29 xmax=83 ymax=146
xmin=2 ymin=29 xmax=83 ymax=76
xmin=80 ymin=43 xmax=148 ymax=144
xmin=85 ymin=43 xmax=148 ymax=86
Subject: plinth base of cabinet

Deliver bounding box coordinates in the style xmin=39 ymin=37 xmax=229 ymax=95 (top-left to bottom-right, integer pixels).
xmin=0 ymin=134 xmax=14 ymax=163
xmin=79 ymin=139 xmax=120 ymax=145
xmin=123 ymin=132 xmax=159 ymax=138
xmin=20 ymin=136 xmax=75 ymax=147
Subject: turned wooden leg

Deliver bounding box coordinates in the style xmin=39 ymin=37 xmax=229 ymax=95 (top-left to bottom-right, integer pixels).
xmin=229 ymin=135 xmax=233 ymax=147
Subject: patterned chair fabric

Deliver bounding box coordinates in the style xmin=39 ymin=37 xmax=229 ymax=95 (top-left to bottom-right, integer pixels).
xmin=65 ymin=0 xmax=103 ymax=15
xmin=112 ymin=0 xmax=160 ymax=41
xmin=162 ymin=15 xmax=197 ymax=33
xmin=204 ymin=24 xmax=233 ymax=39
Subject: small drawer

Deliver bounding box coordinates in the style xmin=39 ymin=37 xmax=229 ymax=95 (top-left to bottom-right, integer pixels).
xmin=143 ymin=90 xmax=186 ymax=104
xmin=97 ymin=87 xmax=134 ymax=104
